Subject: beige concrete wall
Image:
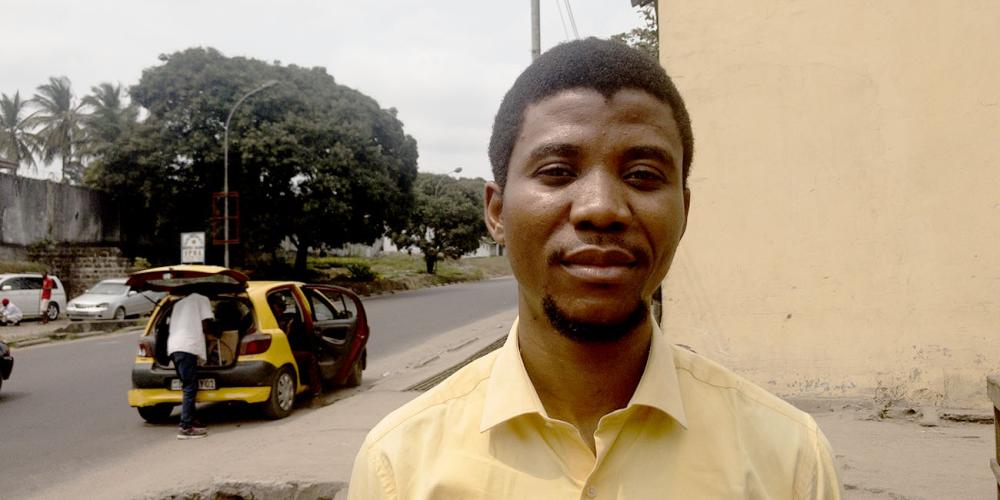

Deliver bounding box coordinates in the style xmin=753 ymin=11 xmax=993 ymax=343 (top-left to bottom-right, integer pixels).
xmin=659 ymin=1 xmax=1000 ymax=408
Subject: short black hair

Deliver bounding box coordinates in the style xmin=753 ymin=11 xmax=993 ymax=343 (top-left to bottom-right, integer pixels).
xmin=488 ymin=37 xmax=693 ymax=189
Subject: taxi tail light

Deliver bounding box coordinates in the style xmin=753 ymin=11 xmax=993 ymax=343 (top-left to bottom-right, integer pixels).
xmin=239 ymin=333 xmax=272 ymax=355
xmin=137 ymin=338 xmax=155 ymax=357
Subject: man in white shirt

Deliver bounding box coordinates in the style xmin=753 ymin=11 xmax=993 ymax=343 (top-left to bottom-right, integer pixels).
xmin=168 ymin=290 xmax=214 ymax=439
xmin=1 ymin=298 xmax=22 ymax=326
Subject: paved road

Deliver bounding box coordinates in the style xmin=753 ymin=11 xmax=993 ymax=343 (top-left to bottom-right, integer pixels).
xmin=362 ymin=277 xmax=517 ymax=357
xmin=0 ymin=277 xmax=516 ymax=498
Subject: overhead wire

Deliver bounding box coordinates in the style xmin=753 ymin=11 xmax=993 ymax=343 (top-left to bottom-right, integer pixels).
xmin=554 ymin=0 xmax=570 ymax=40
xmin=563 ymin=0 xmax=579 ymax=39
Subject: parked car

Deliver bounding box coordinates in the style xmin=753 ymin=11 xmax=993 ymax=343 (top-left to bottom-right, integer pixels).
xmin=126 ymin=265 xmax=370 ymax=422
xmin=67 ymin=278 xmax=165 ymax=321
xmin=0 ymin=340 xmax=12 ymax=392
xmin=0 ymin=273 xmax=67 ymax=321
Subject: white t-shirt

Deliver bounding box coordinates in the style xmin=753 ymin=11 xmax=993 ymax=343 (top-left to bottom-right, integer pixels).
xmin=167 ymin=293 xmax=213 ymax=360
xmin=2 ymin=303 xmax=22 ymax=323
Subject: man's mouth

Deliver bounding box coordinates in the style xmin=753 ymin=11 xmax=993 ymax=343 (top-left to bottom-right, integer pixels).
xmin=558 ymin=246 xmax=640 ymax=284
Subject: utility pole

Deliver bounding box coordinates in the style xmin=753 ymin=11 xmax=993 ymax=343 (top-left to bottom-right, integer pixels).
xmin=531 ymin=0 xmax=540 ymax=60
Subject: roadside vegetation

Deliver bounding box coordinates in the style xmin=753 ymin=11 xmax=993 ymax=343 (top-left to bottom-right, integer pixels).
xmin=0 ymin=260 xmax=48 ymax=273
xmin=2 ymin=253 xmax=509 ymax=301
xmin=253 ymin=254 xmax=510 ymax=296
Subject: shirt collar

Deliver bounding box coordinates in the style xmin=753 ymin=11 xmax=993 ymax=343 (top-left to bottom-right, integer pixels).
xmin=630 ymin=318 xmax=688 ymax=428
xmin=480 ymin=317 xmax=548 ymax=432
xmin=479 ymin=316 xmax=688 ymax=433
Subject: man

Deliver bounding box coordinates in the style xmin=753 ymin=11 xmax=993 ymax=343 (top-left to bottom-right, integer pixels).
xmin=39 ymin=273 xmax=53 ymax=324
xmin=168 ymin=287 xmax=214 ymax=439
xmin=1 ymin=298 xmax=22 ymax=326
xmin=349 ymin=39 xmax=841 ymax=499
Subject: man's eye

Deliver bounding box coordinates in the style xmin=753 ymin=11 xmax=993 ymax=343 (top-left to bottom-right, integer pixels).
xmin=624 ymin=168 xmax=666 ymax=185
xmin=536 ymin=165 xmax=576 ymax=180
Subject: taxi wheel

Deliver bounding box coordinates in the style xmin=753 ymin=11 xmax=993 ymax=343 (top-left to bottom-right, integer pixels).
xmin=137 ymin=404 xmax=174 ymax=424
xmin=262 ymin=366 xmax=296 ymax=419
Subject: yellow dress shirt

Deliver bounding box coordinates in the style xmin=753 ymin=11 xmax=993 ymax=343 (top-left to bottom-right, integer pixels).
xmin=349 ymin=318 xmax=842 ymax=499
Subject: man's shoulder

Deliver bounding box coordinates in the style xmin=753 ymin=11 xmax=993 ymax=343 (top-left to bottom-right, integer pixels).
xmin=363 ymin=349 xmax=500 ymax=448
xmin=670 ymin=343 xmax=818 ymax=432
xmin=189 ymin=293 xmax=210 ymax=303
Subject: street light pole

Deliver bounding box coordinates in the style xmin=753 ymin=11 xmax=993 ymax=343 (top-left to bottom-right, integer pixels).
xmin=433 ymin=167 xmax=463 ymax=197
xmin=223 ymin=80 xmax=278 ymax=268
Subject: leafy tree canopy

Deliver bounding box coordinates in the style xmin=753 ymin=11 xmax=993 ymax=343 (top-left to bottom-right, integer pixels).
xmin=390 ymin=173 xmax=488 ymax=274
xmin=0 ymin=91 xmax=37 ymax=171
xmin=32 ymin=76 xmax=87 ymax=183
xmin=610 ymin=4 xmax=658 ymax=60
xmin=87 ymin=47 xmax=418 ymax=271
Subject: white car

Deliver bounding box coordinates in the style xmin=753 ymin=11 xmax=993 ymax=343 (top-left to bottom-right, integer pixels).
xmin=0 ymin=273 xmax=68 ymax=321
xmin=67 ymin=278 xmax=164 ymax=321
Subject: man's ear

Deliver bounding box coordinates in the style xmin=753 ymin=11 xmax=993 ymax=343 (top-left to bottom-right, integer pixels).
xmin=484 ymin=181 xmax=505 ymax=244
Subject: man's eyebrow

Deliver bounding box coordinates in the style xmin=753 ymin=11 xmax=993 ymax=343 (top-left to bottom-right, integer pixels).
xmin=527 ymin=143 xmax=581 ymax=162
xmin=621 ymin=145 xmax=675 ymax=167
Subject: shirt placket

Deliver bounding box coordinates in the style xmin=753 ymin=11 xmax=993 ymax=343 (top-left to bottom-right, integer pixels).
xmin=545 ymin=410 xmax=627 ymax=500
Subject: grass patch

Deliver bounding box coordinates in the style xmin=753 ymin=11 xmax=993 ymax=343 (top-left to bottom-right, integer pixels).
xmin=305 ymin=254 xmax=510 ymax=296
xmin=0 ymin=260 xmax=48 ymax=274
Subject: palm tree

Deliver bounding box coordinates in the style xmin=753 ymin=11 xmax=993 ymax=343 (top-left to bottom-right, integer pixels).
xmin=0 ymin=91 xmax=37 ymax=174
xmin=81 ymin=82 xmax=139 ymax=159
xmin=31 ymin=76 xmax=86 ymax=183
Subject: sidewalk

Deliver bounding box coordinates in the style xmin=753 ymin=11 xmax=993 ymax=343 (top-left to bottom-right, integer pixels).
xmin=19 ymin=309 xmax=998 ymax=500
xmin=0 ymin=318 xmax=71 ymax=344
xmin=0 ymin=317 xmax=145 ymax=346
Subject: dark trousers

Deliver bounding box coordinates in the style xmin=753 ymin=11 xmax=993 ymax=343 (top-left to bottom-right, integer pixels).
xmin=171 ymin=352 xmax=199 ymax=428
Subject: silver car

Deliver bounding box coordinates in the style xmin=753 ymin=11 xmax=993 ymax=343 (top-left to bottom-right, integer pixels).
xmin=67 ymin=278 xmax=165 ymax=321
xmin=0 ymin=273 xmax=68 ymax=320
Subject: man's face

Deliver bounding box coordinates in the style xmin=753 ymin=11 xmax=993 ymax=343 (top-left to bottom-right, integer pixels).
xmin=486 ymin=88 xmax=690 ymax=339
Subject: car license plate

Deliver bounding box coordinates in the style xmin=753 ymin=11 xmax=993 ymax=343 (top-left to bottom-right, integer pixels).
xmin=170 ymin=378 xmax=216 ymax=390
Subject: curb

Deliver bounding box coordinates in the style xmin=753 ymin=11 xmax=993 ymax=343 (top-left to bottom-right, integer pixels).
xmin=7 ymin=320 xmax=143 ymax=347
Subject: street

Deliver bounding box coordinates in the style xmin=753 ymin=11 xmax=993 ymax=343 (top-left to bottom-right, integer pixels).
xmin=0 ymin=277 xmax=516 ymax=499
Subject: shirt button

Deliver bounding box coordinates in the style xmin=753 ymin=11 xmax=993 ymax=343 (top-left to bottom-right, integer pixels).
xmin=586 ymin=485 xmax=597 ymax=498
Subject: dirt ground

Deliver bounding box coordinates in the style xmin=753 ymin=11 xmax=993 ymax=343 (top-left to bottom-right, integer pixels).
xmin=801 ymin=400 xmax=995 ymax=499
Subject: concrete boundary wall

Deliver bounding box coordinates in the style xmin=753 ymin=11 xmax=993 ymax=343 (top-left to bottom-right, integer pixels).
xmin=29 ymin=246 xmax=132 ymax=299
xmin=0 ymin=173 xmax=119 ymax=246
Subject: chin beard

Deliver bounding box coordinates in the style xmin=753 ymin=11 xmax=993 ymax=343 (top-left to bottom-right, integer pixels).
xmin=542 ymin=295 xmax=648 ymax=344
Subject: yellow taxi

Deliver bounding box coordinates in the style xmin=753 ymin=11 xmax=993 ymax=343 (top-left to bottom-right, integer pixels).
xmin=126 ymin=265 xmax=369 ymax=422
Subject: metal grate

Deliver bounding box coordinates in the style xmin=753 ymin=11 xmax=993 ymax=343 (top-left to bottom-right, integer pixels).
xmin=406 ymin=335 xmax=507 ymax=391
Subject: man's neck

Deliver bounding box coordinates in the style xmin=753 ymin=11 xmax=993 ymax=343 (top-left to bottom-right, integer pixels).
xmin=517 ymin=306 xmax=652 ymax=453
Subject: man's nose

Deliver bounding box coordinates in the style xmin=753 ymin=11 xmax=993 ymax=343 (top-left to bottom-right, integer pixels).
xmin=568 ymin=169 xmax=632 ymax=231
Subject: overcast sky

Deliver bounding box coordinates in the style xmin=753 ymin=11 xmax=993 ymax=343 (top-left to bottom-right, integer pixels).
xmin=2 ymin=0 xmax=646 ymax=182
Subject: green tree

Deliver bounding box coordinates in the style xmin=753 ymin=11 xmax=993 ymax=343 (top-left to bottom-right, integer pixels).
xmin=391 ymin=173 xmax=488 ymax=274
xmin=88 ymin=48 xmax=418 ymax=271
xmin=81 ymin=82 xmax=139 ymax=160
xmin=31 ymin=76 xmax=87 ymax=183
xmin=0 ymin=91 xmax=37 ymax=173
xmin=610 ymin=4 xmax=658 ymax=60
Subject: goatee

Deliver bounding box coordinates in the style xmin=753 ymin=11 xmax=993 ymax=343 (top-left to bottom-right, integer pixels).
xmin=542 ymin=295 xmax=648 ymax=344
